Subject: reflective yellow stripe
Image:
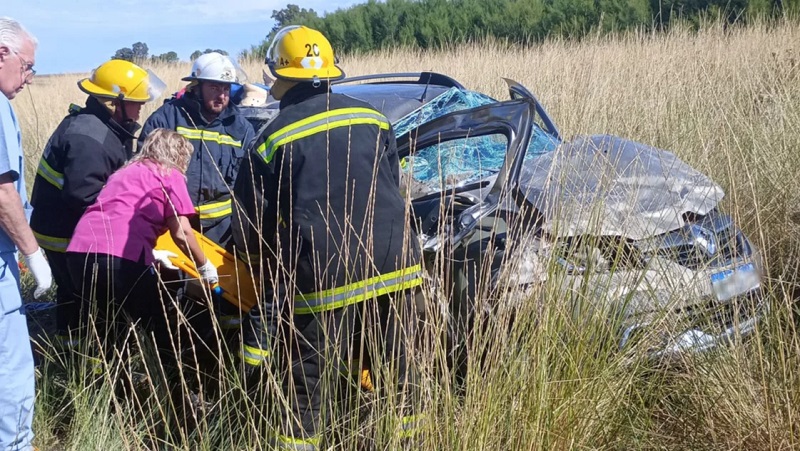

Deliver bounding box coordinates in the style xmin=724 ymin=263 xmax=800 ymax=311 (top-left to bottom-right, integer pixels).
xmin=33 ymin=231 xmax=69 ymax=253
xmin=256 ymin=107 xmax=390 ymax=163
xmin=195 ymin=199 xmax=232 ymax=220
xmin=55 ymin=335 xmax=81 ymax=349
xmin=88 ymin=356 xmax=104 ymax=376
xmin=271 ymin=434 xmax=320 ymax=451
xmin=399 ymin=413 xmax=426 ymax=438
xmin=236 ymin=248 xmax=261 ymax=264
xmin=218 ymin=315 xmax=242 ymax=329
xmin=36 ymin=158 xmax=64 ymax=190
xmin=176 ymin=126 xmax=242 ymax=147
xmin=338 ymin=358 xmax=361 ymax=378
xmin=294 ymin=264 xmax=422 ymax=314
xmin=241 ymin=344 xmax=270 ymax=366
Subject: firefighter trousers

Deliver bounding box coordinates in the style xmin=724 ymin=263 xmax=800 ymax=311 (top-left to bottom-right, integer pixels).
xmin=44 ymin=249 xmax=80 ymax=347
xmin=244 ymin=289 xmax=425 ymax=449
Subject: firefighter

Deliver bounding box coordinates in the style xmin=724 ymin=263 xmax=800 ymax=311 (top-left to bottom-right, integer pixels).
xmin=30 ymin=59 xmax=165 ymax=350
xmin=139 ymin=52 xmax=255 ymax=249
xmin=231 ymin=25 xmax=425 ymax=449
xmin=139 ymin=52 xmax=254 ymax=337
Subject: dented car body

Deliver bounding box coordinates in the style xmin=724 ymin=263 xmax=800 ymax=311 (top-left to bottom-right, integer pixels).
xmin=246 ymin=72 xmax=764 ymax=363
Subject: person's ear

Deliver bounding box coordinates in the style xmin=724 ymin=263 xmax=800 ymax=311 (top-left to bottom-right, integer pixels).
xmin=0 ymin=46 xmax=9 ymax=61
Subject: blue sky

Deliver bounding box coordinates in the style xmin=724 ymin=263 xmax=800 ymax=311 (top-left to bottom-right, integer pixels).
xmin=6 ymin=0 xmax=364 ymax=74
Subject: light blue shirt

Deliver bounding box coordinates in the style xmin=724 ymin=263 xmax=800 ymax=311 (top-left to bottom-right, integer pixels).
xmin=0 ymin=94 xmax=32 ymax=253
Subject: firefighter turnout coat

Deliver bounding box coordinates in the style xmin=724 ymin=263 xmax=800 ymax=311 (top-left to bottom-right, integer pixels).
xmin=140 ymin=91 xmax=254 ymax=247
xmin=30 ymin=97 xmax=138 ymax=254
xmin=232 ymin=83 xmax=426 ymax=447
xmin=232 ymin=84 xmax=423 ymax=317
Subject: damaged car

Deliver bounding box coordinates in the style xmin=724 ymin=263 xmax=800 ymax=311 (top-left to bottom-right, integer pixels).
xmin=243 ymin=72 xmax=765 ymax=367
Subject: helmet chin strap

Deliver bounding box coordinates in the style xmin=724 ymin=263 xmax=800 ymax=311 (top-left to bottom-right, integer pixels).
xmin=114 ymin=95 xmax=138 ymax=133
xmin=194 ymin=81 xmax=214 ymax=116
xmin=117 ymin=94 xmax=130 ymax=123
xmin=195 ymin=81 xmax=204 ymax=103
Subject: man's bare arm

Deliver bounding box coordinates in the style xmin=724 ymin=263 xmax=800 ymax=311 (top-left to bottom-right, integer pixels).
xmin=0 ymin=172 xmax=38 ymax=255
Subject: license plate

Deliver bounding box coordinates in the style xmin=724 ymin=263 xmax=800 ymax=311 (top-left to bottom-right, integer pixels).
xmin=711 ymin=262 xmax=760 ymax=301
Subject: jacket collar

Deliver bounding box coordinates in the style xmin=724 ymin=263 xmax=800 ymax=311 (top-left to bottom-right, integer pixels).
xmin=179 ymin=90 xmax=240 ymax=126
xmin=83 ymin=96 xmax=139 ymax=141
xmin=279 ymin=83 xmax=331 ymax=110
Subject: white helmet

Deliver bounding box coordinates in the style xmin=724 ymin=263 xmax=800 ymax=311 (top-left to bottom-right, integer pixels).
xmin=182 ymin=52 xmax=247 ymax=84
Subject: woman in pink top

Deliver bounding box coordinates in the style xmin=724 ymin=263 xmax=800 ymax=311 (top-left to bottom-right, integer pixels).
xmin=66 ymin=128 xmax=218 ymax=366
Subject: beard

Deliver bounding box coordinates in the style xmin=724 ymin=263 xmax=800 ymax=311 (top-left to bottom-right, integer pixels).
xmin=204 ymin=99 xmax=228 ymax=116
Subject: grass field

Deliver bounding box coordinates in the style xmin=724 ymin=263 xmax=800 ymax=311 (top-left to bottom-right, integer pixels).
xmin=11 ymin=19 xmax=800 ymax=450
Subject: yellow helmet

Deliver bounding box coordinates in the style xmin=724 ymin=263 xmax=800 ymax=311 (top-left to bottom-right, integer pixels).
xmin=78 ymin=59 xmax=166 ymax=103
xmin=265 ymin=26 xmax=344 ymax=82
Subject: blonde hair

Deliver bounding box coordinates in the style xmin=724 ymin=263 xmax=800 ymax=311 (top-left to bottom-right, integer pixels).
xmin=131 ymin=128 xmax=193 ymax=175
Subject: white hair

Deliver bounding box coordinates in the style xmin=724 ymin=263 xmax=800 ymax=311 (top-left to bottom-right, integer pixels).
xmin=0 ymin=17 xmax=37 ymax=53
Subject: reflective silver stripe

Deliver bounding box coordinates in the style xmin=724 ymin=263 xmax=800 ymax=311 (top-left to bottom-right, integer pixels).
xmin=88 ymin=356 xmax=104 ymax=376
xmin=195 ymin=199 xmax=232 ymax=219
xmin=241 ymin=344 xmax=270 ymax=366
xmin=176 ymin=126 xmax=242 ymax=147
xmin=236 ymin=249 xmax=260 ymax=262
xmin=257 ymin=107 xmax=390 ymax=163
xmin=399 ymin=413 xmax=425 ymax=437
xmin=55 ymin=335 xmax=81 ymax=349
xmin=37 ymin=158 xmax=64 ymax=190
xmin=33 ymin=231 xmax=69 ymax=253
xmin=294 ymin=267 xmax=423 ymax=313
xmin=338 ymin=358 xmax=361 ymax=377
xmin=270 ymin=434 xmax=320 ymax=451
xmin=219 ymin=315 xmax=242 ymax=329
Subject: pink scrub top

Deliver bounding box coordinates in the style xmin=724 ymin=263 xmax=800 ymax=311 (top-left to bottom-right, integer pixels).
xmin=67 ymin=161 xmax=195 ymax=265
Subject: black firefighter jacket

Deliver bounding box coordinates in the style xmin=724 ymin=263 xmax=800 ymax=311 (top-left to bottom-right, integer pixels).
xmin=139 ymin=91 xmax=254 ymax=247
xmin=30 ymin=97 xmax=137 ymax=253
xmin=232 ymin=84 xmax=422 ymax=315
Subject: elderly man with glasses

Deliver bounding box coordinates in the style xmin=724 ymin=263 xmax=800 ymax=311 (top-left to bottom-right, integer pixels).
xmin=14 ymin=53 xmax=35 ymax=84
xmin=0 ymin=16 xmax=52 ymax=451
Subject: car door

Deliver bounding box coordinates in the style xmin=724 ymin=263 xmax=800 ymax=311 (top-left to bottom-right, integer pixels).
xmin=396 ymin=99 xmax=537 ymax=250
xmin=503 ymin=78 xmax=562 ymax=140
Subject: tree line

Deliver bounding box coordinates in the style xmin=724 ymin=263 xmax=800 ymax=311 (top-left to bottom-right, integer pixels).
xmin=243 ymin=0 xmax=799 ymax=59
xmin=112 ymin=42 xmax=228 ymax=64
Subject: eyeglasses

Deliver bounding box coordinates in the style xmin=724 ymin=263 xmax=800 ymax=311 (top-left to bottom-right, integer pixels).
xmin=12 ymin=50 xmax=36 ymax=82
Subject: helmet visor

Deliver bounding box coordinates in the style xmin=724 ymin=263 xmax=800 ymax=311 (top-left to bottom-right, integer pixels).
xmin=145 ymin=69 xmax=167 ymax=102
xmin=229 ymin=58 xmax=249 ymax=85
xmin=265 ymin=25 xmax=302 ymax=68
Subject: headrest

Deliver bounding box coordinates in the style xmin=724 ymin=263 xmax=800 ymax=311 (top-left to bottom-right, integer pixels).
xmin=239 ymin=83 xmax=270 ymax=107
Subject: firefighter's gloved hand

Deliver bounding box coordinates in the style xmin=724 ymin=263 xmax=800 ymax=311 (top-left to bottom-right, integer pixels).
xmin=197 ymin=260 xmax=219 ymax=284
xmin=24 ymin=247 xmax=53 ymax=299
xmin=152 ymin=249 xmax=179 ymax=270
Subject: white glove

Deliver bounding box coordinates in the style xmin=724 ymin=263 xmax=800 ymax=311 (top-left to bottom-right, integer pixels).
xmin=152 ymin=249 xmax=179 ymax=270
xmin=197 ymin=259 xmax=219 ymax=284
xmin=23 ymin=247 xmax=53 ymax=300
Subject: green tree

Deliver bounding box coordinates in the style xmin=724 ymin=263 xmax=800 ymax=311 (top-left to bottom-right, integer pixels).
xmin=247 ymin=0 xmax=783 ymax=59
xmin=190 ymin=49 xmax=230 ymax=60
xmin=112 ymin=47 xmax=134 ymax=61
xmin=152 ymin=51 xmax=179 ymax=63
xmin=112 ymin=42 xmax=150 ymax=62
xmin=131 ymin=42 xmax=149 ymax=61
xmin=271 ymin=4 xmax=320 ymax=33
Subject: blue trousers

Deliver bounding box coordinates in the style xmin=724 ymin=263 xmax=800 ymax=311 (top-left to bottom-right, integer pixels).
xmin=0 ymin=252 xmax=34 ymax=451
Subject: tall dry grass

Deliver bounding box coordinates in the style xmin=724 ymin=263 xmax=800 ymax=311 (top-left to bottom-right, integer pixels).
xmin=12 ymin=19 xmax=800 ymax=450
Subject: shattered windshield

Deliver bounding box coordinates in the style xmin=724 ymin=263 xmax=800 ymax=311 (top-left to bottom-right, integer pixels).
xmin=395 ymin=87 xmax=560 ymax=193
